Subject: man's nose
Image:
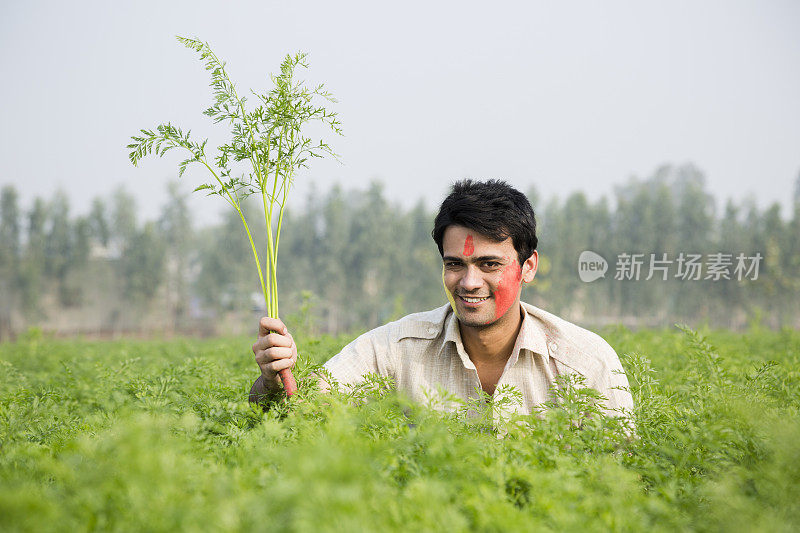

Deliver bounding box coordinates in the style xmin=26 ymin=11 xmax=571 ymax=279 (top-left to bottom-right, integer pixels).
xmin=459 ymin=265 xmax=483 ymax=292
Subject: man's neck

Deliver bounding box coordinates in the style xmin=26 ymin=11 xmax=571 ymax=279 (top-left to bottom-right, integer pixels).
xmin=458 ymin=304 xmax=524 ymax=367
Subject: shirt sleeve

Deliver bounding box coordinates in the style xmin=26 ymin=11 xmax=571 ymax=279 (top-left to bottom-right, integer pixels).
xmin=593 ymin=344 xmax=635 ymax=424
xmin=322 ymin=324 xmax=396 ymax=387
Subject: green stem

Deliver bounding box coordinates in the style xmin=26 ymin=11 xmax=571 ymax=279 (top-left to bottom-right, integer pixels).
xmin=273 ymin=174 xmax=291 ymax=318
xmin=274 ymin=128 xmax=295 ymax=263
xmin=262 ymin=187 xmax=275 ymax=318
xmin=194 ymin=151 xmax=268 ymax=307
xmin=235 ymin=204 xmax=268 ymax=307
xmin=208 ymin=46 xmax=274 ymax=315
xmin=265 ymin=194 xmax=278 ymax=318
xmin=261 ymin=132 xmax=276 ymax=317
xmin=265 ymin=130 xmax=287 ymax=317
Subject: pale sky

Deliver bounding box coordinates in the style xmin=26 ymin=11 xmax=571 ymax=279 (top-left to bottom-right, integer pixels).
xmin=1 ymin=0 xmax=799 ymax=226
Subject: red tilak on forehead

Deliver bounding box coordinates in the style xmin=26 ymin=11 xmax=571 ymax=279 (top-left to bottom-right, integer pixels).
xmin=463 ymin=235 xmax=474 ymax=256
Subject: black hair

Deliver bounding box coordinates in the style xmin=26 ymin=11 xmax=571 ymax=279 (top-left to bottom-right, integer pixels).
xmin=432 ymin=179 xmax=538 ymax=265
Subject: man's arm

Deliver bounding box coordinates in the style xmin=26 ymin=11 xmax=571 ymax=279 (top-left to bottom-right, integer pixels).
xmin=595 ymin=345 xmax=635 ymax=430
xmin=320 ymin=322 xmax=397 ymax=387
xmin=249 ymin=317 xmax=397 ymax=405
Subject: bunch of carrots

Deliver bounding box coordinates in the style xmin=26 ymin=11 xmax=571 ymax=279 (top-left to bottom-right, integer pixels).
xmin=128 ymin=36 xmax=341 ymax=395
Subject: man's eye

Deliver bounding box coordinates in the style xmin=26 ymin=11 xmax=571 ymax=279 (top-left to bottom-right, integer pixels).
xmin=483 ymin=262 xmax=500 ymax=268
xmin=445 ymin=262 xmax=462 ymax=268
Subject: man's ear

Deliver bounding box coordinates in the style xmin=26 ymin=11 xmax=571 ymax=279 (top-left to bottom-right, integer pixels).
xmin=522 ymin=251 xmax=538 ymax=283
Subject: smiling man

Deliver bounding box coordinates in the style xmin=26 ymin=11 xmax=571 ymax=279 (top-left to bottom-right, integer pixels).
xmin=250 ymin=179 xmax=633 ymax=421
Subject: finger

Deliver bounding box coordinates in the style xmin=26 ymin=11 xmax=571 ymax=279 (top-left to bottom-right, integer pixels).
xmin=259 ymin=317 xmax=288 ymax=337
xmin=265 ymin=332 xmax=293 ymax=348
xmin=255 ymin=347 xmax=294 ymax=365
xmin=252 ymin=336 xmax=273 ymax=354
xmin=267 ymin=358 xmax=295 ymax=374
xmin=252 ymin=332 xmax=294 ymax=354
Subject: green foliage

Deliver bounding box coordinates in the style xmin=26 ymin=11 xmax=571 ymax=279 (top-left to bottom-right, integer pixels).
xmin=1 ymin=328 xmax=799 ymax=531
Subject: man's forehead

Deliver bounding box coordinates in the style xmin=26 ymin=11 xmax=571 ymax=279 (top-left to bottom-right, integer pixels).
xmin=442 ymin=225 xmax=511 ymax=247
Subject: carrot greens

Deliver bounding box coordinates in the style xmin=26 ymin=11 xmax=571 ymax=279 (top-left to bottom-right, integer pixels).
xmin=128 ymin=36 xmax=340 ymax=394
xmin=130 ymin=36 xmax=340 ymax=318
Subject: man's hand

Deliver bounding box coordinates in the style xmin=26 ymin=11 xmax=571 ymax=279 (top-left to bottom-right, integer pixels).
xmin=252 ymin=317 xmax=298 ymax=395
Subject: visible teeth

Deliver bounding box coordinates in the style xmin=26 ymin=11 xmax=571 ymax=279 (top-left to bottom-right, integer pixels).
xmin=461 ymin=296 xmax=489 ymax=303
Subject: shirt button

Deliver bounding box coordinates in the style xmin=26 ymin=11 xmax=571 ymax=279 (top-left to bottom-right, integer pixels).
xmin=548 ymin=341 xmax=558 ymax=353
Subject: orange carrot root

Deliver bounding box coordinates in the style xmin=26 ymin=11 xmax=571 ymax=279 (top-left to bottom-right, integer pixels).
xmin=278 ymin=368 xmax=297 ymax=397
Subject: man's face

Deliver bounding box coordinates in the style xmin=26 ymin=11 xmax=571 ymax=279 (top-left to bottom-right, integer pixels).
xmin=441 ymin=225 xmax=538 ymax=328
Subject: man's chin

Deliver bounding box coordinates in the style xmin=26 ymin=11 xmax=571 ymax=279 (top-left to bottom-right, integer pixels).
xmin=455 ymin=310 xmax=497 ymax=328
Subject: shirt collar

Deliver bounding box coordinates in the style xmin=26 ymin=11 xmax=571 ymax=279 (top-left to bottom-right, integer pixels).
xmin=440 ymin=308 xmax=474 ymax=369
xmin=438 ymin=304 xmax=550 ymax=370
xmin=516 ymin=305 xmax=551 ymax=361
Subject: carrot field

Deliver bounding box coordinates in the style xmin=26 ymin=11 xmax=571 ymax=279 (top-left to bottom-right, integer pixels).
xmin=1 ymin=326 xmax=799 ymax=532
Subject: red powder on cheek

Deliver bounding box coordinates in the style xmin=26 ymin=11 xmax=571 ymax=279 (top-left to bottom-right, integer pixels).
xmin=493 ymin=260 xmax=522 ymax=321
xmin=463 ymin=235 xmax=474 ymax=256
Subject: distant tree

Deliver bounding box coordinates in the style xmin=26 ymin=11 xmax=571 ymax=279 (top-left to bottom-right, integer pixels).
xmin=56 ymin=215 xmax=93 ymax=307
xmin=158 ymin=181 xmax=193 ymax=327
xmin=786 ymin=195 xmax=800 ymax=320
xmin=588 ymin=196 xmax=615 ymax=312
xmin=89 ymin=197 xmax=110 ymax=247
xmin=794 ymin=170 xmax=800 ymax=207
xmin=195 ymin=205 xmax=253 ymax=310
xmin=0 ymin=186 xmax=21 ymax=338
xmin=0 ymin=186 xmax=21 ymax=270
xmin=319 ymin=184 xmax=352 ymax=331
xmin=405 ymin=200 xmax=441 ymax=312
xmin=759 ymin=203 xmax=793 ymax=324
xmin=20 ymin=198 xmax=47 ymax=315
xmin=613 ymin=179 xmax=651 ymax=251
xmin=713 ymin=199 xmax=745 ymax=323
xmin=555 ymin=192 xmax=595 ymax=311
xmin=670 ymin=165 xmax=715 ymax=320
xmin=350 ymin=182 xmax=400 ymax=326
xmin=3 ymin=169 xmax=798 ymax=334
xmin=111 ymin=187 xmax=138 ymax=253
xmin=739 ymin=196 xmax=761 ymax=254
xmin=72 ymin=217 xmax=91 ymax=270
xmin=121 ymin=222 xmax=166 ymax=303
xmin=611 ymin=179 xmax=658 ymax=316
xmin=718 ymin=200 xmax=741 ymax=251
xmin=650 ymin=181 xmax=677 ymax=254
xmin=275 ymin=185 xmax=322 ymax=320
xmin=674 ymin=164 xmax=714 ymax=252
xmin=44 ymin=191 xmax=75 ymax=306
xmin=526 ymin=185 xmax=540 ymax=215
xmin=536 ymin=197 xmax=562 ymax=310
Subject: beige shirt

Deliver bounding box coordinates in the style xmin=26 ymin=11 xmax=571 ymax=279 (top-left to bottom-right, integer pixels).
xmin=323 ymin=302 xmax=634 ymax=425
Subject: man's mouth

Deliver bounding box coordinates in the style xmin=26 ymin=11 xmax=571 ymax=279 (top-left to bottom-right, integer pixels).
xmin=458 ymin=295 xmax=490 ymax=304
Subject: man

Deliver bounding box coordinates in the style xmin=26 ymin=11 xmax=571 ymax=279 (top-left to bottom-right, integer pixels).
xmin=250 ymin=180 xmax=633 ymax=422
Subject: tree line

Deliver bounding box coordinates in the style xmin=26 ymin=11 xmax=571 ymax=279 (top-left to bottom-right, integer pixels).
xmin=1 ymin=163 xmax=799 ymax=340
